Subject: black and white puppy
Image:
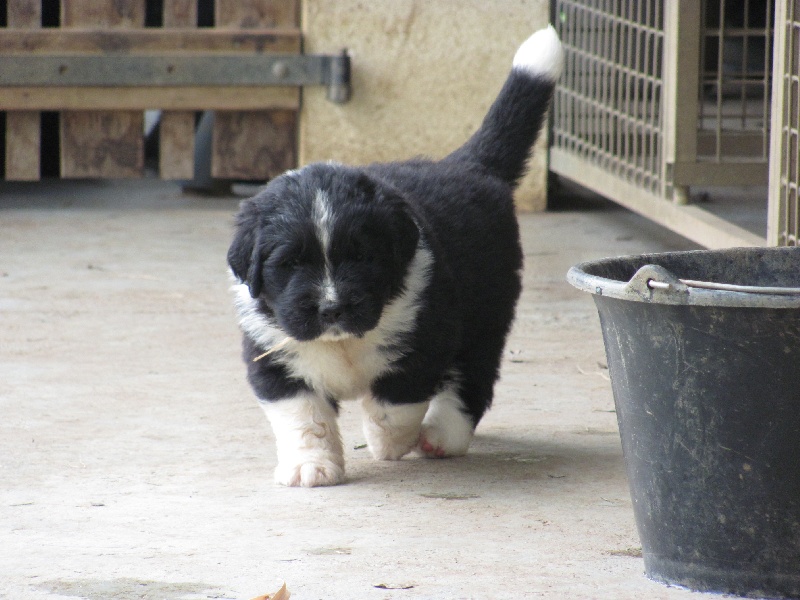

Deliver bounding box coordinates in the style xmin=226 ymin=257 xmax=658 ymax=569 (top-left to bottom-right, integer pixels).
xmin=228 ymin=26 xmax=563 ymax=487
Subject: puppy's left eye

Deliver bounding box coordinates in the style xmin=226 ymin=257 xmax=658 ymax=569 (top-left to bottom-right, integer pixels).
xmin=349 ymin=241 xmax=372 ymax=263
xmin=276 ymin=253 xmax=301 ymax=269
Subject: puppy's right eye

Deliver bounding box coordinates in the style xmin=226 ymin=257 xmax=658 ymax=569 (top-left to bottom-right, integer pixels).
xmin=279 ymin=256 xmax=300 ymax=268
xmin=272 ymin=249 xmax=300 ymax=269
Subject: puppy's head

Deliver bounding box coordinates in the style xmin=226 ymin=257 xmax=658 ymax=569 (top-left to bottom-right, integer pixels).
xmin=228 ymin=164 xmax=420 ymax=342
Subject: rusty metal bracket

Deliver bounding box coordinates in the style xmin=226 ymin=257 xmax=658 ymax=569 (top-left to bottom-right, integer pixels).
xmin=0 ymin=50 xmax=351 ymax=103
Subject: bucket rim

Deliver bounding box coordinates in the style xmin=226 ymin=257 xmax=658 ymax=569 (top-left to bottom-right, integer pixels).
xmin=567 ymin=246 xmax=800 ymax=308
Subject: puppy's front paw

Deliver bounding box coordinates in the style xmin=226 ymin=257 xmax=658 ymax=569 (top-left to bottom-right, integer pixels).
xmin=361 ymin=399 xmax=429 ymax=461
xmin=364 ymin=426 xmax=420 ymax=461
xmin=417 ymin=392 xmax=475 ymax=458
xmin=418 ymin=424 xmax=471 ymax=458
xmin=275 ymin=458 xmax=345 ymax=487
xmin=260 ymin=393 xmax=345 ymax=487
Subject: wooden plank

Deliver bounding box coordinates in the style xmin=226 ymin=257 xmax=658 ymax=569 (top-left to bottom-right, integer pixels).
xmin=62 ymin=2 xmax=145 ymax=27
xmin=5 ymin=0 xmax=42 ymax=180
xmin=212 ymin=1 xmax=299 ymax=180
xmin=158 ymin=0 xmax=197 ymax=179
xmin=163 ymin=0 xmax=198 ymax=27
xmin=159 ymin=111 xmax=195 ymax=179
xmin=216 ymin=0 xmax=299 ymax=28
xmin=0 ymin=29 xmax=301 ymax=54
xmin=7 ymin=0 xmax=41 ymax=26
xmin=60 ymin=111 xmax=144 ymax=178
xmin=211 ymin=110 xmax=295 ymax=179
xmin=0 ymin=86 xmax=300 ymax=111
xmin=60 ymin=0 xmax=145 ymax=179
xmin=5 ymin=111 xmax=40 ymax=181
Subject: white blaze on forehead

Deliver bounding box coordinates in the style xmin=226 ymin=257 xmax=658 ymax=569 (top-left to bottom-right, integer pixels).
xmin=312 ymin=188 xmax=333 ymax=252
xmin=312 ymin=188 xmax=338 ymax=304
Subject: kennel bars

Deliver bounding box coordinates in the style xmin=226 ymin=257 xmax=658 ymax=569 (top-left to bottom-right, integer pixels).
xmin=551 ymin=0 xmax=775 ymax=248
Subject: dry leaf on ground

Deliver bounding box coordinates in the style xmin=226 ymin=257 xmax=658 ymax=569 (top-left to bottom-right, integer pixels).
xmin=251 ymin=582 xmax=290 ymax=600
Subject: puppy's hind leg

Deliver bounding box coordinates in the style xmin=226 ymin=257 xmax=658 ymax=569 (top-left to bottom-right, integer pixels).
xmin=361 ymin=397 xmax=429 ymax=460
xmin=260 ymin=392 xmax=345 ymax=487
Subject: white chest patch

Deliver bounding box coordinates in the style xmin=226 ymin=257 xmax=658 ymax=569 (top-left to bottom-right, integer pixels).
xmin=232 ymin=240 xmax=433 ymax=401
xmin=282 ymin=335 xmax=395 ymax=400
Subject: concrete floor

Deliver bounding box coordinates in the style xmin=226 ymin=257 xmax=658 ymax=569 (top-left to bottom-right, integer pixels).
xmin=1 ymin=179 xmax=712 ymax=600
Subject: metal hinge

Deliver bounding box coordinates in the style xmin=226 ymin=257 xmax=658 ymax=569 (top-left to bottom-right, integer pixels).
xmin=0 ymin=51 xmax=351 ymax=103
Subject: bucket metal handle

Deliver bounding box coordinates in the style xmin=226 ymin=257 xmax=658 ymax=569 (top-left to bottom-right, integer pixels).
xmin=671 ymin=279 xmax=800 ymax=295
xmin=640 ymin=267 xmax=800 ymax=296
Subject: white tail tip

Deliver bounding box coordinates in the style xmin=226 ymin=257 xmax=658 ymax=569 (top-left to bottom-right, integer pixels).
xmin=512 ymin=24 xmax=564 ymax=81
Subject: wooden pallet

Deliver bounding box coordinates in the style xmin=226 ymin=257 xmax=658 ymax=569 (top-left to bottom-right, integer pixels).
xmin=1 ymin=0 xmax=300 ymax=181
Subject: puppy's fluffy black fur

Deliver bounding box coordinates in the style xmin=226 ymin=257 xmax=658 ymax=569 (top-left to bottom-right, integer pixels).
xmin=228 ymin=27 xmax=563 ymax=486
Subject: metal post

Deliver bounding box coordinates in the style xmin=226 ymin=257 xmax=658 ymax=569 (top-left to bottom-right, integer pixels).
xmin=662 ymin=0 xmax=702 ymax=204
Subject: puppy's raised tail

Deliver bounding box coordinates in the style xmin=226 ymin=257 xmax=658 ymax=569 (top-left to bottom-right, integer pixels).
xmin=445 ymin=25 xmax=564 ymax=189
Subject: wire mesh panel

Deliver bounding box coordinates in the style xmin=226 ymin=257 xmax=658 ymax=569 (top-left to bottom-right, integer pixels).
xmin=551 ymin=0 xmax=771 ymax=248
xmin=553 ymin=0 xmax=664 ymax=194
xmin=768 ymin=0 xmax=800 ymax=245
xmin=698 ymin=0 xmax=774 ymax=161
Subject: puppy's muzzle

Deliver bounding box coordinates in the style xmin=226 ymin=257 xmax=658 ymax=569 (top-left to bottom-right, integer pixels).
xmin=318 ymin=300 xmax=345 ymax=326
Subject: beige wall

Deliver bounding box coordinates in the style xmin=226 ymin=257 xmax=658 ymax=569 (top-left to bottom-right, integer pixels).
xmin=300 ymin=0 xmax=552 ymax=211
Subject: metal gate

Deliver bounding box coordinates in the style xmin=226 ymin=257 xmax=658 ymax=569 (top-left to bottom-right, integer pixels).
xmin=551 ymin=0 xmax=773 ymax=248
xmin=768 ymin=0 xmax=800 ymax=245
xmin=0 ymin=1 xmax=348 ymax=183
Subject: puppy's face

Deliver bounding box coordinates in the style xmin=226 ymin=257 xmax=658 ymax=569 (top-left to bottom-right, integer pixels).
xmin=228 ymin=165 xmax=420 ymax=342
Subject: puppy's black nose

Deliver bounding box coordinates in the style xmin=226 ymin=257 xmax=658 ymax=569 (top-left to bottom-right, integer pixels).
xmin=318 ymin=301 xmax=344 ymax=324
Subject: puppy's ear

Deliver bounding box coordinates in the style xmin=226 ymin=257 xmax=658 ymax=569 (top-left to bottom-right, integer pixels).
xmin=365 ymin=174 xmax=420 ymax=269
xmin=244 ymin=237 xmax=264 ymax=298
xmin=354 ymin=172 xmax=377 ymax=199
xmin=227 ymin=200 xmax=265 ymax=299
xmin=390 ymin=205 xmax=420 ymax=268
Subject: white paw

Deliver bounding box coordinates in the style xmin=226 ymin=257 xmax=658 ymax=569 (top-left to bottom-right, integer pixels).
xmin=416 ymin=385 xmax=475 ymax=458
xmin=364 ymin=424 xmax=420 ymax=460
xmin=260 ymin=393 xmax=345 ymax=487
xmin=361 ymin=399 xmax=429 ymax=461
xmin=418 ymin=422 xmax=472 ymax=458
xmin=274 ymin=458 xmax=345 ymax=487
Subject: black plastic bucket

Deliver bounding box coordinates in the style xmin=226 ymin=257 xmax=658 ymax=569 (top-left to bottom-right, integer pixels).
xmin=567 ymin=246 xmax=800 ymax=598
